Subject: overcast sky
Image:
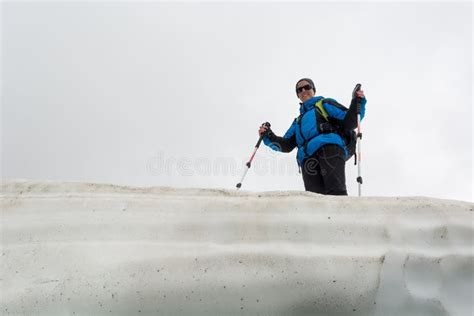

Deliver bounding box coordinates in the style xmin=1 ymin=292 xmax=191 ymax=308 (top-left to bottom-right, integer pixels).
xmin=2 ymin=1 xmax=472 ymax=202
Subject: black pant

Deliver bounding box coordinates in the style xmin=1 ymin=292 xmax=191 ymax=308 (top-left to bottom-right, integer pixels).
xmin=301 ymin=144 xmax=347 ymax=196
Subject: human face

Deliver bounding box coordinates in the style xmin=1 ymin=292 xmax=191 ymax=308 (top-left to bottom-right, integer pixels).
xmin=296 ymin=80 xmax=315 ymax=102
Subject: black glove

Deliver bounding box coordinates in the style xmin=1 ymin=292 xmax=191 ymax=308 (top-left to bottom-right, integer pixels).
xmin=260 ymin=122 xmax=272 ymax=137
xmin=342 ymin=85 xmax=363 ymax=130
xmin=352 ymin=83 xmax=362 ymax=99
xmin=351 ymin=83 xmax=363 ymax=112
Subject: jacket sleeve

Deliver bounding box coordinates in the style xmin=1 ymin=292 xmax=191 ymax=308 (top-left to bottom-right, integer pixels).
xmin=323 ymin=97 xmax=367 ymax=130
xmin=263 ymin=120 xmax=297 ymax=153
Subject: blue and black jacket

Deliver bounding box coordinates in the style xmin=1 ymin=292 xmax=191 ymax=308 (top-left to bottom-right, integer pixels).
xmin=263 ymin=96 xmax=366 ymax=165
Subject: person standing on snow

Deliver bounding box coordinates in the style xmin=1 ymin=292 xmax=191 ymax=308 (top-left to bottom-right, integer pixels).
xmin=258 ymin=78 xmax=366 ymax=195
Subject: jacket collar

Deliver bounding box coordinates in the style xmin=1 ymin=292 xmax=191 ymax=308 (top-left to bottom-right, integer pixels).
xmin=299 ymin=96 xmax=324 ymax=115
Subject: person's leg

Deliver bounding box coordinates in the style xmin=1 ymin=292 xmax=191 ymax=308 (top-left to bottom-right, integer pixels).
xmin=316 ymin=145 xmax=348 ymax=196
xmin=301 ymin=155 xmax=325 ymax=194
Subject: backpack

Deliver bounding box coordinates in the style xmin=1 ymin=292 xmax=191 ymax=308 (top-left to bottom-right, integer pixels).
xmin=314 ymin=98 xmax=357 ymax=162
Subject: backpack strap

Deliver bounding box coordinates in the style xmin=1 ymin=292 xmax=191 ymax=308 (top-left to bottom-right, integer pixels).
xmin=315 ymin=98 xmax=329 ymax=122
xmin=322 ymin=98 xmax=349 ymax=112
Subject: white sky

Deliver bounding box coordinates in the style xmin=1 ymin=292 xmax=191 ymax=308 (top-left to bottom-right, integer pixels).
xmin=2 ymin=1 xmax=472 ymax=202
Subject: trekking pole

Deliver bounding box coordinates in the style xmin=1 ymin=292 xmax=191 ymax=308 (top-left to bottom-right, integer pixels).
xmin=352 ymin=83 xmax=363 ymax=197
xmin=236 ymin=122 xmax=271 ymax=189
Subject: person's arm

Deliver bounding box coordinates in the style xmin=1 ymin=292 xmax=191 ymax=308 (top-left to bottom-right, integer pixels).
xmin=323 ymin=97 xmax=367 ymax=130
xmin=262 ymin=121 xmax=297 ymax=153
xmin=342 ymin=97 xmax=366 ymax=129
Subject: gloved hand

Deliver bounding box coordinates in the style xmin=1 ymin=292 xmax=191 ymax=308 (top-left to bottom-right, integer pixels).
xmin=352 ymin=85 xmax=365 ymax=102
xmin=354 ymin=89 xmax=365 ymax=100
xmin=350 ymin=84 xmax=365 ymax=115
xmin=343 ymin=85 xmax=366 ymax=129
xmin=258 ymin=122 xmax=272 ymax=137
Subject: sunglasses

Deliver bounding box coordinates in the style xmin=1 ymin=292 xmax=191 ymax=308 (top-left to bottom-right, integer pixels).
xmin=296 ymin=84 xmax=313 ymax=94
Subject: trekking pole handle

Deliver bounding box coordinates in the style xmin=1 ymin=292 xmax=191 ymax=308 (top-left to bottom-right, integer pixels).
xmin=352 ymin=83 xmax=362 ymax=114
xmin=256 ymin=122 xmax=271 ymax=148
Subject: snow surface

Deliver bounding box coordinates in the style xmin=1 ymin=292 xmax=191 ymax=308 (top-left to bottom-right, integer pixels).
xmin=1 ymin=179 xmax=473 ymax=315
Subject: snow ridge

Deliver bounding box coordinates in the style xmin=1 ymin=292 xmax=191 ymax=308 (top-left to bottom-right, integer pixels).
xmin=1 ymin=180 xmax=473 ymax=315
